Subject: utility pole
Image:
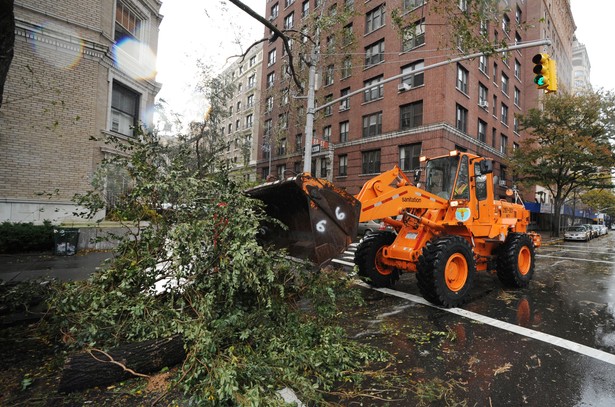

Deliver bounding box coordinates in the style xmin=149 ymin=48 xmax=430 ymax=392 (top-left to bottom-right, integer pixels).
xmin=302 ymin=46 xmax=317 ymax=174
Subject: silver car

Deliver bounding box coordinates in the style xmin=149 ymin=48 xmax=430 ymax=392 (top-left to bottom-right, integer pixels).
xmin=564 ymin=226 xmax=591 ymax=241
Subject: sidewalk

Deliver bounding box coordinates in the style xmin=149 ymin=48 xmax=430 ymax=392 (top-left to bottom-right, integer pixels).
xmin=0 ymin=251 xmax=113 ymax=283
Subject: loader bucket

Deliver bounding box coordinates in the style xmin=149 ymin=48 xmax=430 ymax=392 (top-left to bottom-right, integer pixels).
xmin=246 ymin=174 xmax=360 ymax=265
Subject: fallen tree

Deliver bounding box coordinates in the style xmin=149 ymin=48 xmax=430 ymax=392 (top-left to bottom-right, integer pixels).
xmin=58 ymin=335 xmax=185 ymax=393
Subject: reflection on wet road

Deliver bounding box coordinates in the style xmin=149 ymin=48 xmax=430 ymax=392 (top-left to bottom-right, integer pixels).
xmin=332 ymin=233 xmax=615 ymax=406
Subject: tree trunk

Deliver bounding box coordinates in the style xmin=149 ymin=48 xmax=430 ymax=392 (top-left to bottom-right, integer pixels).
xmin=58 ymin=335 xmax=185 ymax=393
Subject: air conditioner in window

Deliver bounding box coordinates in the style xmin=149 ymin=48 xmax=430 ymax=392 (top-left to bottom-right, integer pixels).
xmin=498 ymin=179 xmax=507 ymax=187
xmin=397 ymin=83 xmax=412 ymax=92
xmin=479 ymin=101 xmax=488 ymax=109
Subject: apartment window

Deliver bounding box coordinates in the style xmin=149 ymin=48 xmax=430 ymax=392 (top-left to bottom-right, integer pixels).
xmin=339 ymin=155 xmax=348 ymax=176
xmin=403 ymin=0 xmax=425 ymax=12
xmin=246 ymin=114 xmax=253 ymax=128
xmin=492 ymin=128 xmax=497 ymax=148
xmin=342 ymin=24 xmax=353 ymax=46
xmin=295 ymin=134 xmax=302 ymax=151
xmin=514 ymin=59 xmax=521 ymax=79
xmin=279 ymin=113 xmax=288 ymax=129
xmin=285 ymin=0 xmax=294 ymax=8
xmin=284 ymin=12 xmax=294 ymax=29
xmin=248 ymin=74 xmax=255 ymax=88
xmin=115 ymin=1 xmax=140 ymax=43
xmin=514 ymin=87 xmax=520 ymax=106
xmin=515 ymin=32 xmax=522 ymax=46
xmin=500 ymin=134 xmax=508 ymax=155
xmin=270 ymin=3 xmax=279 ymax=19
xmin=362 ymin=150 xmax=381 ymax=174
xmin=458 ymin=0 xmax=468 ymax=12
xmin=365 ymin=4 xmax=385 ymax=34
xmin=268 ymin=49 xmax=276 ymax=66
xmin=228 ymin=123 xmax=233 ymax=133
xmin=365 ymin=40 xmax=385 ymax=68
xmin=236 ymin=119 xmax=241 ymax=130
xmin=111 ymin=81 xmax=139 ymax=137
xmin=344 ymin=0 xmax=354 ymax=11
xmin=401 ymin=60 xmax=424 ymax=88
xmin=264 ymin=119 xmax=272 ymax=136
xmin=319 ymin=158 xmax=328 ymax=178
xmin=478 ymin=119 xmax=487 ymax=143
xmin=478 ymin=83 xmax=488 ymax=107
xmin=362 ymin=112 xmax=383 ymax=138
xmin=501 ymin=73 xmax=509 ymax=95
xmin=323 ymin=125 xmax=332 ymax=141
xmin=402 ymin=19 xmax=425 ymax=52
xmin=456 ymin=64 xmax=469 ymax=94
xmin=342 ymin=56 xmax=352 ymax=78
xmin=325 ymin=64 xmax=334 ymax=86
xmin=247 ymin=94 xmax=254 ymax=108
xmin=399 ymin=143 xmax=421 ymax=172
xmin=364 ymin=75 xmax=384 ymax=102
xmin=340 ymin=88 xmax=350 ymax=110
xmin=456 ymin=104 xmax=468 ymax=133
xmin=229 ymin=106 xmax=233 ymax=115
xmin=479 ymin=19 xmax=488 ymax=36
xmin=302 ymin=0 xmax=309 ymax=17
xmin=513 ymin=142 xmax=519 ymax=152
xmin=265 ymin=96 xmax=273 ymax=112
xmin=249 ymin=56 xmax=256 ymax=67
xmin=266 ymin=72 xmax=275 ymax=88
xmin=236 ymin=101 xmax=241 ymax=112
xmin=502 ymin=14 xmax=510 ymax=35
xmin=282 ymin=88 xmax=289 ymax=105
xmin=324 ymin=94 xmax=333 ymax=116
xmin=492 ymin=95 xmax=497 ymax=116
xmin=400 ymin=101 xmax=423 ymax=130
xmin=513 ymin=116 xmax=519 ymax=133
xmin=340 ymin=121 xmax=349 ymax=142
xmin=479 ymin=55 xmax=488 ymax=74
xmin=501 ymin=103 xmax=509 ymax=126
xmin=277 ymin=137 xmax=287 ymax=156
xmin=492 ymin=62 xmax=497 ymax=82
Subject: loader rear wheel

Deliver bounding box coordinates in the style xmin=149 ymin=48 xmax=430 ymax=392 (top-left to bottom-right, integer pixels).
xmin=354 ymin=231 xmax=399 ymax=288
xmin=416 ymin=236 xmax=476 ymax=308
xmin=497 ymin=233 xmax=535 ymax=288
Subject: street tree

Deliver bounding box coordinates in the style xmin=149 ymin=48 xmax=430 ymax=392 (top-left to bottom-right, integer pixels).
xmin=580 ymin=189 xmax=615 ymax=220
xmin=508 ymin=90 xmax=615 ymax=236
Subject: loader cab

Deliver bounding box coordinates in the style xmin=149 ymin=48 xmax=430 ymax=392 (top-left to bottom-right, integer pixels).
xmin=424 ymin=152 xmax=470 ymax=201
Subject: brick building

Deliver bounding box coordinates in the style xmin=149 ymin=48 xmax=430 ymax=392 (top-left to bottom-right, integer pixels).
xmin=257 ymin=0 xmax=575 ymax=197
xmin=219 ymin=43 xmax=264 ymax=182
xmin=0 ymin=0 xmax=162 ymax=223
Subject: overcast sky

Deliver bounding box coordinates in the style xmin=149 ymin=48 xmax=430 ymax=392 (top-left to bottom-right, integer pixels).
xmin=154 ymin=1 xmax=614 ymax=124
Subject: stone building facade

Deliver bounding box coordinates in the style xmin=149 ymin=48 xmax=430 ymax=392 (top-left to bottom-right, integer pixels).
xmin=0 ymin=0 xmax=162 ymax=223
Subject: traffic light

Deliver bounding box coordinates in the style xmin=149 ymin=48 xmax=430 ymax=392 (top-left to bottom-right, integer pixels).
xmin=532 ymin=53 xmax=558 ymax=93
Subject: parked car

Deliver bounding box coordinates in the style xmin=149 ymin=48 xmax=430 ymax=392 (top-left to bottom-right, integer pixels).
xmin=590 ymin=224 xmax=602 ymax=238
xmin=598 ymin=224 xmax=608 ymax=236
xmin=581 ymin=224 xmax=597 ymax=239
xmin=357 ymin=220 xmax=393 ymax=236
xmin=564 ymin=226 xmax=591 ymax=241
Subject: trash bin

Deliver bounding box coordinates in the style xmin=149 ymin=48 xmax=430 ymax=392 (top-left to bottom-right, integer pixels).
xmin=54 ymin=228 xmax=79 ymax=256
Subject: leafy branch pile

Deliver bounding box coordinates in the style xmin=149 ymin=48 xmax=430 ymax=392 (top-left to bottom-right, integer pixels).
xmin=47 ymin=130 xmax=386 ymax=405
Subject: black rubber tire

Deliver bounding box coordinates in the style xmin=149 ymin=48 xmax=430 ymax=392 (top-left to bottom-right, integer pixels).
xmin=416 ymin=235 xmax=476 ymax=308
xmin=497 ymin=233 xmax=535 ymax=288
xmin=354 ymin=231 xmax=399 ymax=288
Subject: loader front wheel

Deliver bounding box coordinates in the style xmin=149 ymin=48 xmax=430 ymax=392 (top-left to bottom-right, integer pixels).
xmin=416 ymin=236 xmax=476 ymax=307
xmin=355 ymin=231 xmax=399 ymax=288
xmin=497 ymin=233 xmax=535 ymax=288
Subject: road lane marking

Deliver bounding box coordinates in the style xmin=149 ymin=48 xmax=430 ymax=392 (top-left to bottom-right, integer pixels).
xmin=537 ymin=254 xmax=615 ymax=265
xmin=355 ymin=281 xmax=615 ymax=367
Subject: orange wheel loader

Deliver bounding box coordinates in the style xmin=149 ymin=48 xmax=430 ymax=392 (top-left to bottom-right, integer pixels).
xmin=247 ymin=151 xmax=540 ymax=307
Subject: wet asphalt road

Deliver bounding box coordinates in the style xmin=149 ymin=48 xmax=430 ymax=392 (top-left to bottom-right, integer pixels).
xmin=331 ymin=233 xmax=615 ymax=406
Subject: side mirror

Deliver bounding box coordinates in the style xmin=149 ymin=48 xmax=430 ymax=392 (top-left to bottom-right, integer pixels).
xmin=480 ymin=159 xmax=494 ymax=174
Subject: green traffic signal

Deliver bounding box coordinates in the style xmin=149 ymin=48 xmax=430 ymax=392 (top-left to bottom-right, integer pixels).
xmin=532 ymin=53 xmax=549 ymax=90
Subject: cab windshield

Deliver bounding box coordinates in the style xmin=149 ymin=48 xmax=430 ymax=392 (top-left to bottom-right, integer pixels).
xmin=425 ymin=155 xmax=459 ymax=199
